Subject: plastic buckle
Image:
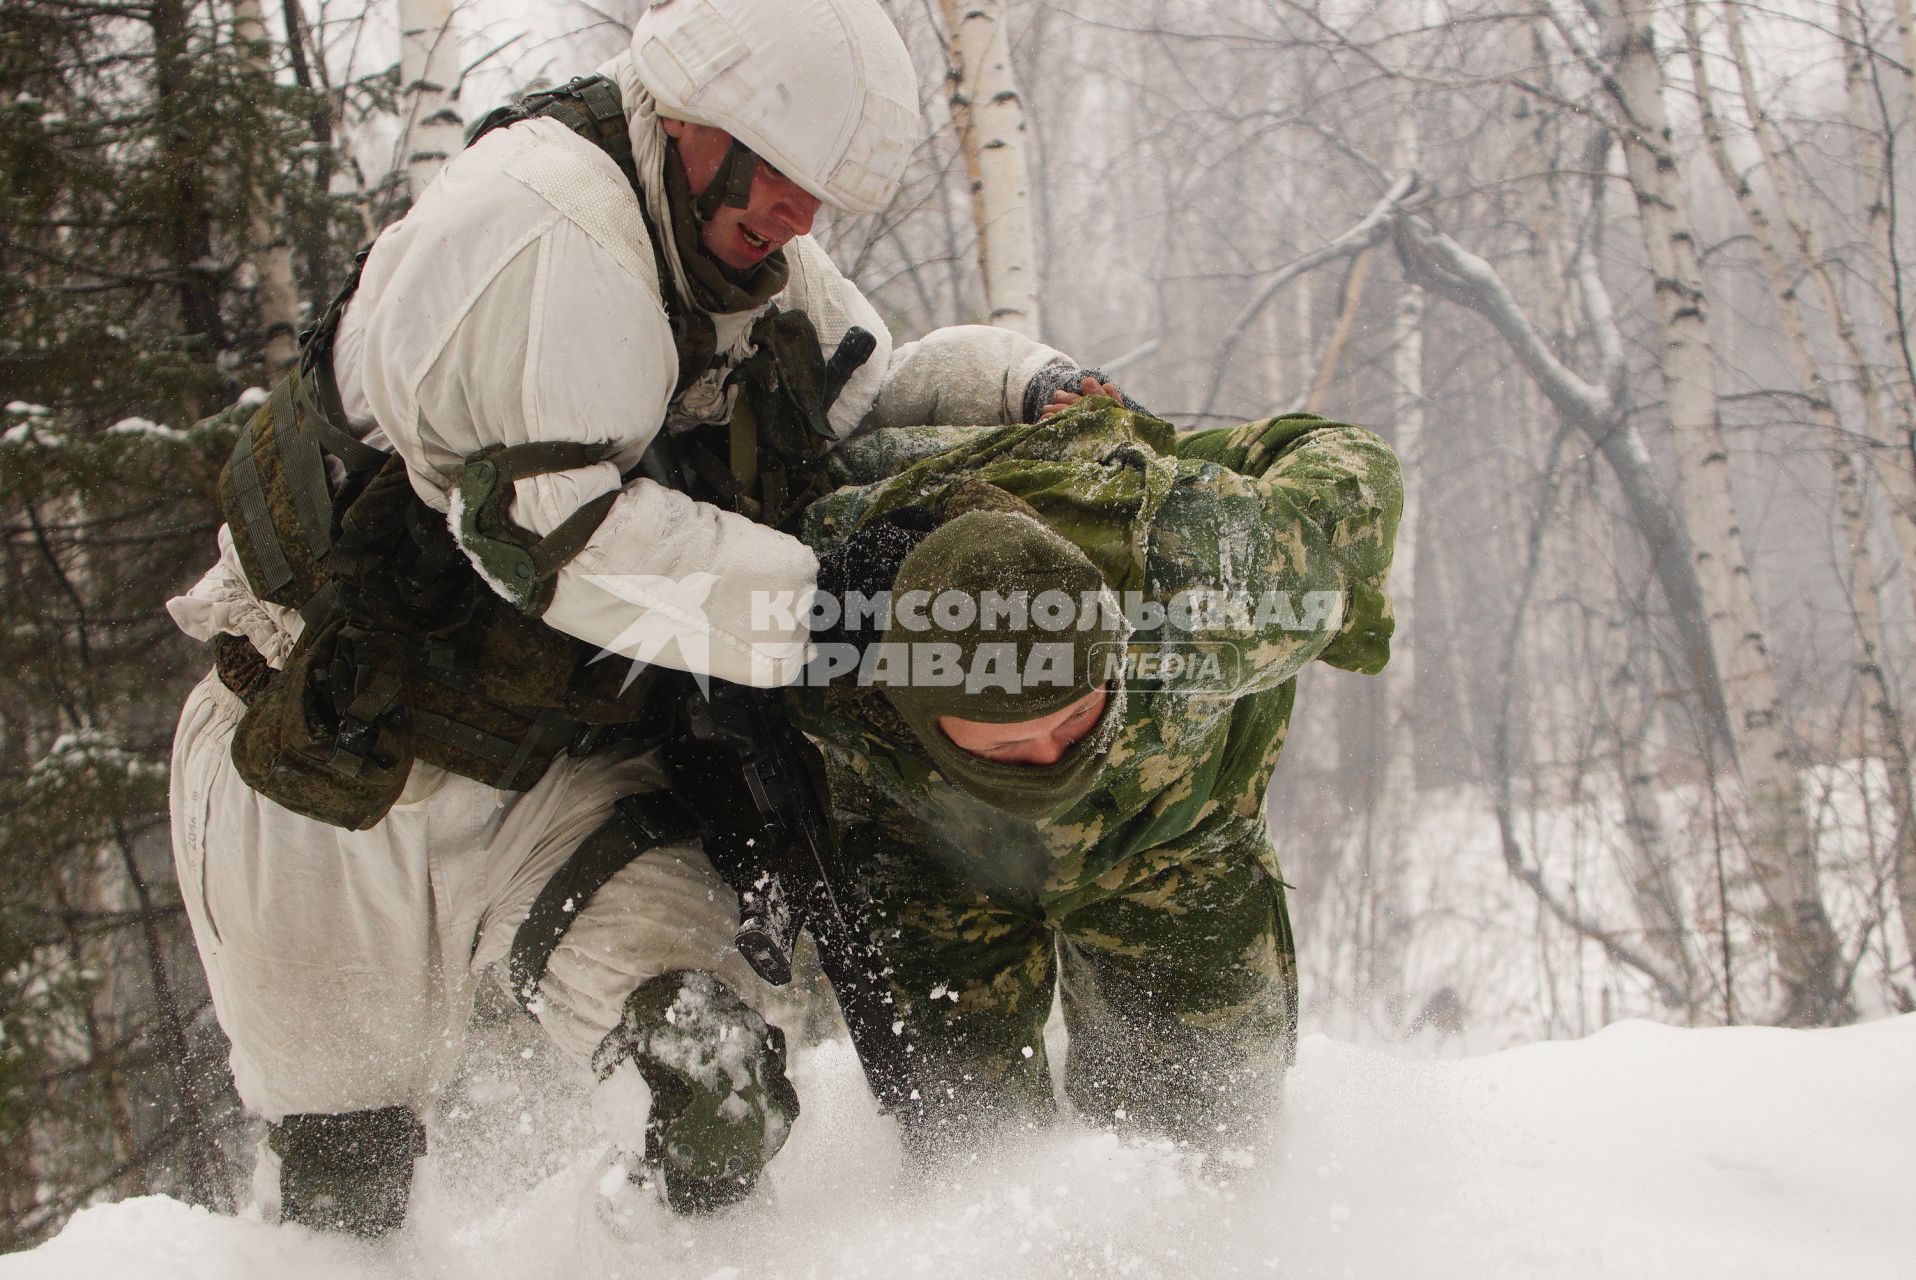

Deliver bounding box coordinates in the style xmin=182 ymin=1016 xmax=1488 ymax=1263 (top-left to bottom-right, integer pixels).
xmin=329 ymin=715 xmax=377 ymax=777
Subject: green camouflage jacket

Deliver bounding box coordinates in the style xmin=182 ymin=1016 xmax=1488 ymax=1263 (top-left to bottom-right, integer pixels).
xmin=795 ymin=401 xmax=1402 ymax=908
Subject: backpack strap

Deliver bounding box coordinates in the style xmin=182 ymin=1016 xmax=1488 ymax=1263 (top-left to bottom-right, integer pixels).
xmin=468 ymin=75 xmax=713 ymax=401
xmin=467 ymin=75 xmax=638 ymax=190
xmin=221 ymin=247 xmax=384 ymax=604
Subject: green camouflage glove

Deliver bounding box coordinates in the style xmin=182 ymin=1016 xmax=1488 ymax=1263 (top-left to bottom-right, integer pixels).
xmin=592 ymin=970 xmax=799 ymax=1214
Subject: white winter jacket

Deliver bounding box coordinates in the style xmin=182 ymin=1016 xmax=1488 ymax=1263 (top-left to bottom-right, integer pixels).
xmin=173 ymin=49 xmax=1070 ymax=687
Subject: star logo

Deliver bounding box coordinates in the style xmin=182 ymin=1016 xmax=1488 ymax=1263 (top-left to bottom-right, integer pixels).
xmin=579 ymin=572 xmax=721 ymax=696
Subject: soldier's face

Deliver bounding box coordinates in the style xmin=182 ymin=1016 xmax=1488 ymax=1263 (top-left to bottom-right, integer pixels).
xmin=662 ymin=118 xmax=822 ymax=271
xmin=937 ymin=687 xmax=1110 ymax=767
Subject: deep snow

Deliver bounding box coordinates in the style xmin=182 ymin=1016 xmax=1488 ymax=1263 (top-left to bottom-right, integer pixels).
xmin=5 ymin=1014 xmax=1910 ymax=1279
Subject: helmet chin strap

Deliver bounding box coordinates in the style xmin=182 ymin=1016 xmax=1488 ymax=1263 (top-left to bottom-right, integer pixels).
xmin=695 ymin=137 xmax=759 ymax=223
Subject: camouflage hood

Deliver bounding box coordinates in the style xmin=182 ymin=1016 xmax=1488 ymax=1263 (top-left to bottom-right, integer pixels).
xmin=805 ymin=401 xmax=1179 ymax=819
xmin=879 ymin=506 xmax=1127 ymax=820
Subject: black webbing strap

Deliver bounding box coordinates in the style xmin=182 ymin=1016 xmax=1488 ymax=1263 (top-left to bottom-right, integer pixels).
xmin=484 ymin=438 xmax=617 ymax=480
xmin=295 ymin=250 xmax=386 ymax=481
xmin=405 ymin=664 xmax=587 ymax=784
xmin=410 ymin=710 xmax=523 ymax=771
xmin=297 ymin=579 xmax=340 ymax=632
xmin=295 ymin=373 xmax=384 ymax=476
xmin=549 ymin=75 xmax=638 ymax=188
xmin=467 ymin=71 xmax=711 ymax=402
xmin=694 ymin=136 xmax=758 ymax=222
xmin=680 ymin=438 xmax=746 ymax=508
xmin=531 ymin=490 xmax=618 ymax=580
xmin=225 ymin=245 xmax=382 ymax=605
xmin=507 ymin=790 xmax=708 ymax=1012
xmin=297 ymin=247 xmax=369 ymax=420
xmin=478 ymin=74 xmax=708 ymax=401
xmin=498 ymin=708 xmax=580 ymax=789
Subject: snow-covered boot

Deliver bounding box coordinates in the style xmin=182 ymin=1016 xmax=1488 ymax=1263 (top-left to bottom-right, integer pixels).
xmin=267 ymin=1107 xmax=425 ymax=1238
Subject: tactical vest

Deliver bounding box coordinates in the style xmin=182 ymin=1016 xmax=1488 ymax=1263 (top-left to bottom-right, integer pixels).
xmin=215 ymin=75 xmax=860 ymax=830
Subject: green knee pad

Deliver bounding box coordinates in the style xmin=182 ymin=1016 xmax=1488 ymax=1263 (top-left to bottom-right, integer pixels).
xmin=269 ymin=1106 xmax=426 ymax=1238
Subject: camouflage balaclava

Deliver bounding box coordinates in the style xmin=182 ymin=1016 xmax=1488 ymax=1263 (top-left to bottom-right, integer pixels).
xmin=878 ymin=508 xmax=1126 ymax=821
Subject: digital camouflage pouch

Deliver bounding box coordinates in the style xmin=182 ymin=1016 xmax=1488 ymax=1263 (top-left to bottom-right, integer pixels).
xmin=228 ymin=615 xmax=416 ymax=830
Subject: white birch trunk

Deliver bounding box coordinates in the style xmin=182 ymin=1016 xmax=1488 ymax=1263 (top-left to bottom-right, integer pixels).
xmin=1718 ymin=0 xmax=1916 ymax=611
xmin=1306 ymin=247 xmax=1373 ymax=413
xmin=1836 ymin=0 xmax=1916 ymax=597
xmin=1695 ymin=1 xmax=1887 ymax=659
xmin=1602 ymin=0 xmax=1843 ymax=1024
xmin=1506 ymin=24 xmax=1605 ymax=794
xmin=398 ymin=0 xmax=462 ymax=201
xmin=1345 ymin=107 xmax=1425 ymax=1030
xmin=1379 ymin=110 xmax=1421 ymax=850
xmin=1894 ymin=0 xmax=1916 ymax=123
xmin=232 ymin=0 xmax=300 ymax=381
xmin=1700 ymin=0 xmax=1916 ymax=1000
xmin=936 ymin=0 xmax=1040 ymax=337
xmin=1816 ymin=0 xmax=1916 ymax=988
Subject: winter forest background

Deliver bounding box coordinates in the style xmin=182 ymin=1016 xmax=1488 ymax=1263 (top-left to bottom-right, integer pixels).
xmin=3 ymin=0 xmax=1914 ymax=1251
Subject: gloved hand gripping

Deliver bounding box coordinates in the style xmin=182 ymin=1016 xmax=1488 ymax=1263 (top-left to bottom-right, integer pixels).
xmin=810 ymin=506 xmax=936 ymax=656
xmin=592 ymin=970 xmax=799 ymax=1214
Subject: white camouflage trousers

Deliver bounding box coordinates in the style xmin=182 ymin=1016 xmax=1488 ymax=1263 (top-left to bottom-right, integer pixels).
xmin=169 ymin=672 xmax=767 ymax=1120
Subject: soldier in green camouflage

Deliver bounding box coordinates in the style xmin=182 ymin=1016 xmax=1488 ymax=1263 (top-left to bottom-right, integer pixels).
xmin=791 ymin=397 xmax=1402 ymax=1157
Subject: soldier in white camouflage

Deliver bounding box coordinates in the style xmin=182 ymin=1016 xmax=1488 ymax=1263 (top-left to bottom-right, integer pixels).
xmin=793 ymin=397 xmax=1402 ymax=1156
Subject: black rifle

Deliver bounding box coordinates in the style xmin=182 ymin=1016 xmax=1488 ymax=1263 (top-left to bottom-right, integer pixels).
xmin=658 ymin=678 xmax=913 ymax=1107
xmin=647 ymin=319 xmax=915 ymax=1100
xmin=645 ymin=318 xmax=879 ymax=985
xmin=660 ymin=680 xmax=839 ymax=987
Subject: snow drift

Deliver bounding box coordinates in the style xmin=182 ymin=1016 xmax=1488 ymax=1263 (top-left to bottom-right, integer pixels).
xmin=4 ymin=1014 xmax=1910 ymax=1279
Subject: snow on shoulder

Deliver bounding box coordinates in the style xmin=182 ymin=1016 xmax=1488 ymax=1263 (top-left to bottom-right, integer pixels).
xmin=4 ymin=1017 xmax=1910 ymax=1280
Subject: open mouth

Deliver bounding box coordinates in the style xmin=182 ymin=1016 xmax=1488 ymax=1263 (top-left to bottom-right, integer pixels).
xmin=739 ymin=226 xmax=771 ymax=251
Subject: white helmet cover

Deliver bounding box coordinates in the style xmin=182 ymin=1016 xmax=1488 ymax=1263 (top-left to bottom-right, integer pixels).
xmin=631 ymin=0 xmax=920 ymax=214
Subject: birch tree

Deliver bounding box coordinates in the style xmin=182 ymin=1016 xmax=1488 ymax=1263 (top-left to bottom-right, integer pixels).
xmin=1370 ymin=82 xmax=1426 ymax=1022
xmin=934 ymin=0 xmax=1040 ymax=336
xmin=398 ymin=0 xmax=463 ymax=200
xmin=1837 ymin=0 xmax=1916 ymax=592
xmin=1686 ymin=0 xmax=1916 ymax=996
xmin=1584 ymin=0 xmax=1842 ymax=1023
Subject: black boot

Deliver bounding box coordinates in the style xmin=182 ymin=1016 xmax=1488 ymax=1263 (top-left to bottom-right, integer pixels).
xmin=268 ymin=1107 xmax=425 ymax=1238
